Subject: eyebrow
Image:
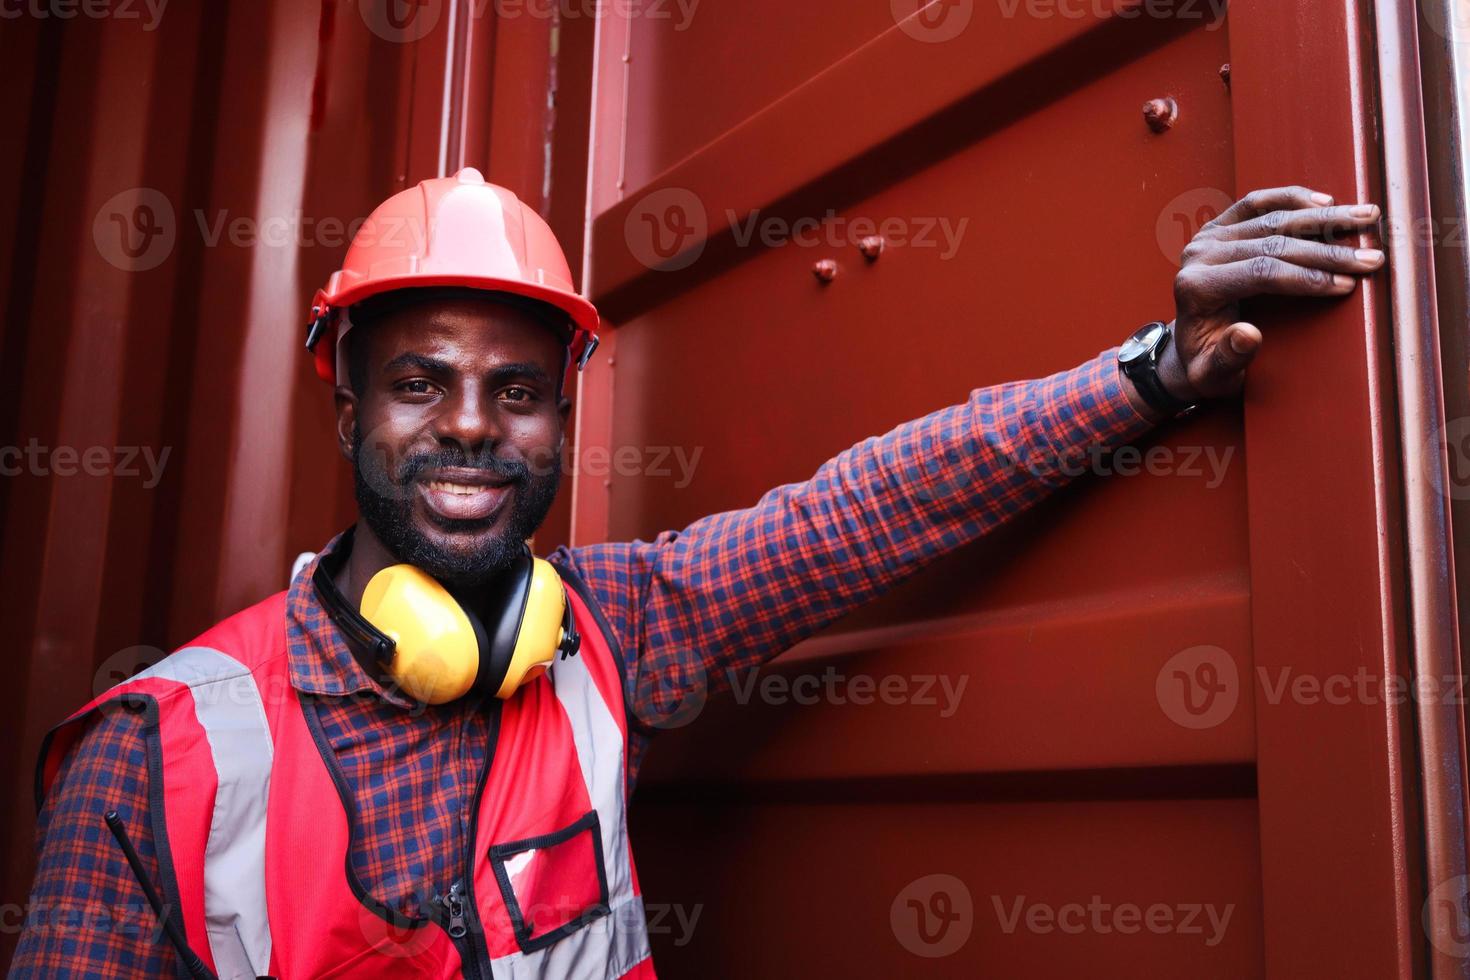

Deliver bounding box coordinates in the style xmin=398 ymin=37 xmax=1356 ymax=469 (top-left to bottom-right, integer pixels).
xmin=381 ymin=353 xmax=553 ymax=387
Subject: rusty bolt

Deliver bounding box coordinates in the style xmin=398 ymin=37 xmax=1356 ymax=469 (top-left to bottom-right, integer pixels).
xmin=858 ymin=235 xmax=886 ymax=261
xmin=1143 ymin=97 xmax=1179 ymax=133
xmin=1219 ymin=63 xmax=1231 ymax=87
xmin=813 ymin=259 xmax=838 ymax=283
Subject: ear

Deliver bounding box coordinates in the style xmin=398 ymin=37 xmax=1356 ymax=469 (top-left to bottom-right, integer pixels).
xmin=557 ymin=393 xmax=572 ymax=444
xmin=334 ymin=385 xmax=359 ymax=462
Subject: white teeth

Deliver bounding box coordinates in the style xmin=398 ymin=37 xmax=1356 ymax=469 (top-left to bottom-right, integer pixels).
xmin=426 ymin=480 xmax=489 ymax=495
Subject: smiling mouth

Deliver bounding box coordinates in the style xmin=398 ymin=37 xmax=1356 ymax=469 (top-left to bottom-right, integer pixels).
xmin=424 ymin=479 xmax=492 ymax=495
xmin=415 ymin=470 xmax=514 ymax=523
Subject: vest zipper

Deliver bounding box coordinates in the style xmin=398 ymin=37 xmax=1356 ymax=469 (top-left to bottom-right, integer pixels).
xmin=441 ymin=879 xmax=469 ymax=940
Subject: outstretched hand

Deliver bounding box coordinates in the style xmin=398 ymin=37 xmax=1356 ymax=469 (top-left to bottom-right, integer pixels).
xmin=1158 ymin=186 xmax=1384 ymax=403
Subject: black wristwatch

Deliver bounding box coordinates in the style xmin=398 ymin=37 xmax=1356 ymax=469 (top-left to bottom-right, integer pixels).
xmin=1118 ymin=321 xmax=1194 ymax=416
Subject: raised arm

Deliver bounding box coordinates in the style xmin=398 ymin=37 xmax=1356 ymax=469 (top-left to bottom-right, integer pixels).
xmin=555 ymin=347 xmax=1153 ymax=731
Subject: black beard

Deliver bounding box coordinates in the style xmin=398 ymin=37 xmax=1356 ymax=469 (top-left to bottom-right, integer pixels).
xmin=351 ymin=425 xmax=561 ymax=589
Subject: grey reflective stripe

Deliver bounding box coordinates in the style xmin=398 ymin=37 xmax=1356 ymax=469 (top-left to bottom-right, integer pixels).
xmin=504 ymin=650 xmax=648 ymax=976
xmin=490 ymin=895 xmax=651 ymax=980
xmin=135 ymin=646 xmax=274 ymax=980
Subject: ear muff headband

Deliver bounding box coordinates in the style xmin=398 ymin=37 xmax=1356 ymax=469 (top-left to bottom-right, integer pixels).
xmin=311 ymin=531 xmax=579 ymax=705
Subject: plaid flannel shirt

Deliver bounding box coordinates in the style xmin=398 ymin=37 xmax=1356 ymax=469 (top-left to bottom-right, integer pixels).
xmin=11 ymin=348 xmax=1155 ymax=977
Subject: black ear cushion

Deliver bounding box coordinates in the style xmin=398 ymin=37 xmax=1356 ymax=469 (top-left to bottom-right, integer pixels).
xmin=454 ymin=549 xmax=533 ymax=697
xmin=312 ymin=531 xmax=397 ymax=664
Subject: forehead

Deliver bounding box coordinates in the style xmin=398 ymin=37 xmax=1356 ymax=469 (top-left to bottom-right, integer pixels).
xmin=361 ymin=296 xmax=564 ymax=368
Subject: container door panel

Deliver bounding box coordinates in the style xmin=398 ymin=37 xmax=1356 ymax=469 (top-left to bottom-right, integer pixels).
xmin=579 ymin=2 xmax=1413 ymax=976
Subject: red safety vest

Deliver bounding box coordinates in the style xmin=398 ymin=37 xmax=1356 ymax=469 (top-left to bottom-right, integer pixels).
xmin=36 ymin=576 xmax=655 ymax=980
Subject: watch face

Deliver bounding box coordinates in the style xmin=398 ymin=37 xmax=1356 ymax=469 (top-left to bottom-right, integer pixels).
xmin=1119 ymin=322 xmax=1167 ymax=363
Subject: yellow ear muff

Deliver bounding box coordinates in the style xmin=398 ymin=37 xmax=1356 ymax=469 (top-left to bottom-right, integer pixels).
xmin=360 ymin=565 xmax=481 ymax=705
xmin=495 ymin=558 xmax=569 ymax=699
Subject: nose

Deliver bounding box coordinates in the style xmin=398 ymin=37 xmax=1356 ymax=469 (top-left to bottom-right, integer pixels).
xmin=431 ymin=384 xmax=501 ymax=456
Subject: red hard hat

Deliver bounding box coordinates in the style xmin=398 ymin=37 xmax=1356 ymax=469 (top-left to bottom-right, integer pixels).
xmin=305 ymin=167 xmax=599 ymax=391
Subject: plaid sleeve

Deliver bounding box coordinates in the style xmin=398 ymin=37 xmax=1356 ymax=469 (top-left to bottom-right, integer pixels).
xmin=10 ymin=711 xmax=177 ymax=979
xmin=554 ymin=348 xmax=1156 ymax=737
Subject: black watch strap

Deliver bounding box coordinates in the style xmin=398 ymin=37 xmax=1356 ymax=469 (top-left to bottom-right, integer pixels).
xmin=1120 ymin=322 xmax=1194 ymax=416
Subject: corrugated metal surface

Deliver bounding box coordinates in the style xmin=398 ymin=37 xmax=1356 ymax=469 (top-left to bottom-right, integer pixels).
xmin=576 ymin=1 xmax=1432 ymax=976
xmin=0 ymin=0 xmax=595 ymax=967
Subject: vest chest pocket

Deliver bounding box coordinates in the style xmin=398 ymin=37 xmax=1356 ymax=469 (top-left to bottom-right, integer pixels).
xmin=489 ymin=809 xmax=611 ymax=953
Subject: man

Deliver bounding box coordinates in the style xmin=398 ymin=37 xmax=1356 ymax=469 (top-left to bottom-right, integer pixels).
xmin=12 ymin=169 xmax=1383 ymax=978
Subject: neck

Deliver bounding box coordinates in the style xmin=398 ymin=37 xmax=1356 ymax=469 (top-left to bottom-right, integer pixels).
xmin=332 ymin=520 xmax=400 ymax=609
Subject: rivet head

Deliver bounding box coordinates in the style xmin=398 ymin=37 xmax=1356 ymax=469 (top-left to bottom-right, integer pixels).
xmin=858 ymin=235 xmax=886 ymax=261
xmin=813 ymin=259 xmax=838 ymax=283
xmin=1143 ymin=97 xmax=1179 ymax=133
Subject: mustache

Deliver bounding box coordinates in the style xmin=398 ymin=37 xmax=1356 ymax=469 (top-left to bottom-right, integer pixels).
xmin=396 ymin=448 xmax=531 ymax=486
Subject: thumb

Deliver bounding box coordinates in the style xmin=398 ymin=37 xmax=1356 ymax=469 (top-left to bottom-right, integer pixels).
xmin=1208 ymin=322 xmax=1262 ymax=378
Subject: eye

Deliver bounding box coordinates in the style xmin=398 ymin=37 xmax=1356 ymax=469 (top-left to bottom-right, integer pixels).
xmin=396 ymin=379 xmax=439 ymax=396
xmin=500 ymin=385 xmax=536 ymax=403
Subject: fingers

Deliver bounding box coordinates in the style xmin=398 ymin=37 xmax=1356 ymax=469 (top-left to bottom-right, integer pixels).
xmin=1176 ymin=256 xmax=1361 ymax=308
xmin=1184 ymin=236 xmax=1385 ymax=273
xmin=1210 ymin=186 xmax=1335 ymax=227
xmin=1210 ymin=203 xmax=1381 ymax=242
